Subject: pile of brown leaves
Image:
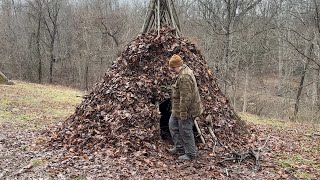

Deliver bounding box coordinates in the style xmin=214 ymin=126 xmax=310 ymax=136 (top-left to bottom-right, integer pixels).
xmin=49 ymin=26 xmax=248 ymax=154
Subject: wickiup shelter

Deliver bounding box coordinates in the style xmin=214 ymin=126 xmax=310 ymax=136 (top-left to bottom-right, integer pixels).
xmin=50 ymin=0 xmax=248 ymax=154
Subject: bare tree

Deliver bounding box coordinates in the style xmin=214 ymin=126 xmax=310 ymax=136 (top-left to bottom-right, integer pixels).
xmin=1 ymin=0 xmax=319 ymax=121
xmin=27 ymin=0 xmax=44 ymax=83
xmin=95 ymin=0 xmax=127 ymax=48
xmin=276 ymin=0 xmax=320 ymax=119
xmin=196 ymin=0 xmax=263 ymax=94
xmin=42 ymin=0 xmax=62 ymax=84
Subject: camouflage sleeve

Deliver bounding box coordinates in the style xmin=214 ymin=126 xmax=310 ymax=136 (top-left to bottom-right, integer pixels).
xmin=179 ymin=75 xmax=193 ymax=120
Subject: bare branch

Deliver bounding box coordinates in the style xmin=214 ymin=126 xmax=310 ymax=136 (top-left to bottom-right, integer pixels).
xmin=279 ymin=35 xmax=320 ymax=67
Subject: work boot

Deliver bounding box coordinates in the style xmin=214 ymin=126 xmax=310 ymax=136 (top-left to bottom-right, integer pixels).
xmin=168 ymin=147 xmax=184 ymax=155
xmin=178 ymin=154 xmax=195 ymax=161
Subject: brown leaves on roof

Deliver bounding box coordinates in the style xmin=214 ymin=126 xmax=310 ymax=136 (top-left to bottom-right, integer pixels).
xmin=49 ymin=26 xmax=248 ymax=154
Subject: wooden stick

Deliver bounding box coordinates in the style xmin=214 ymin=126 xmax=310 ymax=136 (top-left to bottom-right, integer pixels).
xmin=167 ymin=0 xmax=180 ymax=37
xmin=258 ymin=135 xmax=270 ymax=151
xmin=194 ymin=118 xmax=205 ymax=144
xmin=141 ymin=0 xmax=156 ymax=33
xmin=206 ymin=115 xmax=224 ymax=147
xmin=208 ymin=126 xmax=218 ymax=146
xmin=219 ymin=135 xmax=271 ymax=171
xmin=157 ymin=0 xmax=160 ymax=36
xmin=169 ymin=0 xmax=181 ymax=36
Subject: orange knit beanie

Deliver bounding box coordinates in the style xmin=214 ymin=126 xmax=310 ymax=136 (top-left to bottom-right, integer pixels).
xmin=169 ymin=54 xmax=183 ymax=68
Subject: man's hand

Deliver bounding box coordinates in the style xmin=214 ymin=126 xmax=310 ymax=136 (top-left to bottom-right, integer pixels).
xmin=180 ymin=113 xmax=187 ymax=121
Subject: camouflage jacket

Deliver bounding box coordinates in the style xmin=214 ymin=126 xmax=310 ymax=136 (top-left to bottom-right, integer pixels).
xmin=171 ymin=64 xmax=203 ymax=120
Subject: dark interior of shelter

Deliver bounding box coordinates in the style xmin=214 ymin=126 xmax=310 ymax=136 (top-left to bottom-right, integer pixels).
xmin=159 ymin=99 xmax=199 ymax=142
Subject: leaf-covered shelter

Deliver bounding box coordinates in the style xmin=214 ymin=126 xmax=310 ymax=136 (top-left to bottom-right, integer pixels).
xmin=50 ymin=0 xmax=248 ymax=154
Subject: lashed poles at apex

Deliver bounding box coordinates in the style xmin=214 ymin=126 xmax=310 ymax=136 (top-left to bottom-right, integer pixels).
xmin=141 ymin=0 xmax=181 ymax=37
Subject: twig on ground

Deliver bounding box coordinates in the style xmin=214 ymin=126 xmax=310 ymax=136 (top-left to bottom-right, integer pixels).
xmin=76 ymin=95 xmax=89 ymax=99
xmin=225 ymin=168 xmax=230 ymax=177
xmin=218 ymin=135 xmax=271 ymax=171
xmin=258 ymin=135 xmax=271 ymax=151
xmin=13 ymin=163 xmax=33 ymax=176
xmin=304 ymin=132 xmax=320 ymax=138
xmin=205 ymin=115 xmax=226 ymax=149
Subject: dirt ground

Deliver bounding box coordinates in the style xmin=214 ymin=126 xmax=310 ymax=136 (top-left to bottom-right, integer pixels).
xmin=1 ymin=120 xmax=319 ymax=179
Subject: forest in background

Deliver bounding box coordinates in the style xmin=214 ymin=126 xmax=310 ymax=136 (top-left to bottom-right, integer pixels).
xmin=0 ymin=0 xmax=320 ymax=122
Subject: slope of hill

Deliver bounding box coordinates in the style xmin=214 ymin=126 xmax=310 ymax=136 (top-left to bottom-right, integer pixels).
xmin=0 ymin=81 xmax=319 ymax=179
xmin=0 ymin=81 xmax=82 ymax=128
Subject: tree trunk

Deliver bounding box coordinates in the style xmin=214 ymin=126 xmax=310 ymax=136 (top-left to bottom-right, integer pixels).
xmin=223 ymin=30 xmax=232 ymax=94
xmin=44 ymin=0 xmax=60 ymax=84
xmin=317 ymin=68 xmax=320 ymax=112
xmin=242 ymin=66 xmax=249 ymax=113
xmin=293 ymin=44 xmax=313 ymax=119
xmin=36 ymin=12 xmax=42 ymax=84
xmin=311 ymin=67 xmax=318 ymax=121
xmin=232 ymin=57 xmax=240 ymax=109
xmin=277 ymin=36 xmax=283 ymax=95
xmin=49 ymin=47 xmax=54 ymax=83
xmin=314 ymin=25 xmax=320 ymax=112
xmin=78 ymin=51 xmax=83 ymax=89
xmin=84 ymin=60 xmax=89 ymax=91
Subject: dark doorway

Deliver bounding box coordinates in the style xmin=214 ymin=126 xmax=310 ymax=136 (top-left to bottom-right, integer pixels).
xmin=159 ymin=99 xmax=172 ymax=139
xmin=159 ymin=99 xmax=199 ymax=142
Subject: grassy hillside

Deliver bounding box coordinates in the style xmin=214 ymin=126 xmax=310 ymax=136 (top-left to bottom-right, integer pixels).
xmin=0 ymin=81 xmax=319 ymax=179
xmin=0 ymin=81 xmax=82 ymax=129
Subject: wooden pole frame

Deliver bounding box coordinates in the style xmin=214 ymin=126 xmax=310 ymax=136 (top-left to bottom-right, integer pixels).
xmin=141 ymin=0 xmax=181 ymax=37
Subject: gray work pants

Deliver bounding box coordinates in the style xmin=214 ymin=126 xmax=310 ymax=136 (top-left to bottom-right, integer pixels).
xmin=169 ymin=115 xmax=197 ymax=157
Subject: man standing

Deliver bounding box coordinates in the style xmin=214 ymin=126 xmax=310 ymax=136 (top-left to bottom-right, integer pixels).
xmin=168 ymin=54 xmax=203 ymax=160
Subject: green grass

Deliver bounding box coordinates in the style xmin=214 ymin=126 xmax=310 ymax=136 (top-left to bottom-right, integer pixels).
xmin=278 ymin=159 xmax=294 ymax=170
xmin=0 ymin=81 xmax=82 ymax=128
xmin=31 ymin=158 xmax=45 ymax=167
xmin=0 ymin=98 xmax=11 ymax=106
xmin=0 ymin=111 xmax=11 ymax=120
xmin=73 ymin=176 xmax=85 ymax=180
xmin=239 ymin=112 xmax=290 ymax=129
xmin=295 ymin=172 xmax=312 ymax=180
xmin=241 ymin=112 xmax=319 ymax=179
xmin=300 ymin=141 xmax=320 ymax=154
xmin=278 ymin=154 xmax=320 ymax=179
xmin=239 ymin=112 xmax=320 ymax=133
